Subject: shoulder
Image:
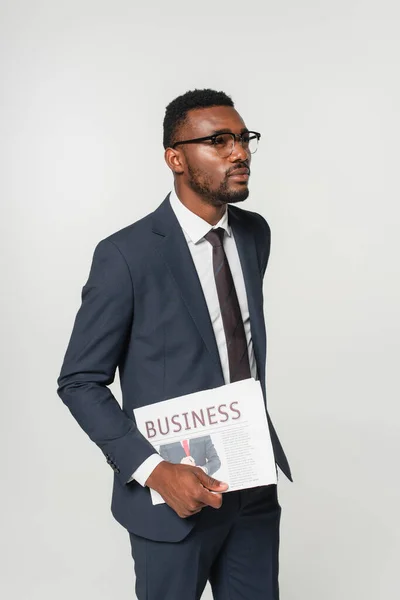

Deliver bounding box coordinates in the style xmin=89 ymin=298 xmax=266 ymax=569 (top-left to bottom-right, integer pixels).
xmin=228 ymin=204 xmax=270 ymax=238
xmin=102 ymin=211 xmax=154 ymax=249
xmin=86 ymin=214 xmax=152 ymax=284
xmin=93 ymin=199 xmax=163 ymax=265
xmin=229 ymin=205 xmax=271 ymax=255
xmin=229 ymin=204 xmax=271 ymax=274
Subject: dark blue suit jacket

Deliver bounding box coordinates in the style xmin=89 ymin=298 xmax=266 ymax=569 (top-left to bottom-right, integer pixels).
xmin=57 ymin=194 xmax=291 ymax=542
xmin=159 ymin=435 xmax=221 ymax=476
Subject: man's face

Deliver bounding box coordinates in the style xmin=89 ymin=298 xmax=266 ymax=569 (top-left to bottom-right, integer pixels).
xmin=175 ymin=106 xmax=252 ymax=207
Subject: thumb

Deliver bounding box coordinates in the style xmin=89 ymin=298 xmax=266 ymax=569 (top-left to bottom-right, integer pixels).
xmin=195 ymin=469 xmax=229 ymax=491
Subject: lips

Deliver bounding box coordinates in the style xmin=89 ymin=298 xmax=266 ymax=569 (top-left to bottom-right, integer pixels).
xmin=228 ymin=168 xmax=250 ymax=182
xmin=228 ymin=168 xmax=250 ymax=177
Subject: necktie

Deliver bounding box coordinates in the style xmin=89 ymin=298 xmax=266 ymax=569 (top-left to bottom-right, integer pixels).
xmin=182 ymin=439 xmax=190 ymax=456
xmin=204 ymin=228 xmax=251 ymax=383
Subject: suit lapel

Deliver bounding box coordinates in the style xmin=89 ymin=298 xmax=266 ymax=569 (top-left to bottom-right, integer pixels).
xmin=151 ymin=196 xmax=266 ymax=388
xmin=152 ymin=196 xmax=223 ymax=376
xmin=229 ymin=207 xmax=267 ymax=389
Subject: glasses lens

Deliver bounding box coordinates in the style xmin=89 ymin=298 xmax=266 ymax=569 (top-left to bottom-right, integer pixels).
xmin=243 ymin=132 xmax=259 ymax=154
xmin=213 ymin=133 xmax=235 ymax=158
xmin=213 ymin=132 xmax=260 ymax=156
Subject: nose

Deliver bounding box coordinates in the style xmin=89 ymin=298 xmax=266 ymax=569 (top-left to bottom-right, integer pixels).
xmin=229 ymin=136 xmax=250 ymax=162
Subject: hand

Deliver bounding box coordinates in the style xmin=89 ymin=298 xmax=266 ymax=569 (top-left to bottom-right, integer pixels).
xmin=180 ymin=456 xmax=196 ymax=466
xmin=146 ymin=461 xmax=229 ymax=519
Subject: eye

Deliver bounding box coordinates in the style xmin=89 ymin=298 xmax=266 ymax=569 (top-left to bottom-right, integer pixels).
xmin=213 ymin=135 xmax=228 ymax=146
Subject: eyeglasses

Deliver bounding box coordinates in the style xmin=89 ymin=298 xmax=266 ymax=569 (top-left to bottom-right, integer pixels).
xmin=172 ymin=131 xmax=261 ymax=158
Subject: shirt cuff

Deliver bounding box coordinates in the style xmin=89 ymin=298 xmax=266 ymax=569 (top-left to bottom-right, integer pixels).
xmin=129 ymin=454 xmax=165 ymax=487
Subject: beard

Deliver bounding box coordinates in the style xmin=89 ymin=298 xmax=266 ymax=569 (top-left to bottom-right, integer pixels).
xmin=186 ymin=163 xmax=249 ymax=207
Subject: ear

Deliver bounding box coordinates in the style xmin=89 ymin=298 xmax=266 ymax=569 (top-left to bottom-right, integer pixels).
xmin=164 ymin=147 xmax=185 ymax=174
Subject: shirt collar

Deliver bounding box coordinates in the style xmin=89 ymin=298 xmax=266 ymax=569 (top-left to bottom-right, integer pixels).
xmin=169 ymin=187 xmax=232 ymax=244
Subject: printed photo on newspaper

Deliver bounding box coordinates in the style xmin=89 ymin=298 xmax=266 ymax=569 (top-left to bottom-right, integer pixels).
xmin=133 ymin=378 xmax=277 ymax=505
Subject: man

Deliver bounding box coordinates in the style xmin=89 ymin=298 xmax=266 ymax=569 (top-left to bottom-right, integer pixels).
xmin=57 ymin=88 xmax=292 ymax=599
xmin=159 ymin=435 xmax=221 ymax=476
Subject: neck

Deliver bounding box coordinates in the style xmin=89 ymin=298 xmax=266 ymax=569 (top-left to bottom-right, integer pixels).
xmin=174 ymin=180 xmax=226 ymax=226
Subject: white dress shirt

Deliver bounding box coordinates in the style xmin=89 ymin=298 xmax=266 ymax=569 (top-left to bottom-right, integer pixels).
xmin=132 ymin=188 xmax=257 ymax=486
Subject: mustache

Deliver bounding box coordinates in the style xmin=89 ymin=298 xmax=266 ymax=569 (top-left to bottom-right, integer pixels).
xmin=226 ymin=163 xmax=251 ymax=177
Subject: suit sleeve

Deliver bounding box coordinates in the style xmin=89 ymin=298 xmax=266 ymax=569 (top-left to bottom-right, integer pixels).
xmin=57 ymin=239 xmax=157 ymax=484
xmin=203 ymin=436 xmax=221 ymax=476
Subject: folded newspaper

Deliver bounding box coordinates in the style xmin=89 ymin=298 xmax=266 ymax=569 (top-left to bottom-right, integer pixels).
xmin=133 ymin=378 xmax=277 ymax=505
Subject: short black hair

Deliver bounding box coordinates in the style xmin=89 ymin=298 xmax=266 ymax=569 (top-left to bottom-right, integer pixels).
xmin=163 ymin=88 xmax=234 ymax=149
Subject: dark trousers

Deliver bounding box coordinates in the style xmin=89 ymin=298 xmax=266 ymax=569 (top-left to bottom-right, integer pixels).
xmin=129 ymin=484 xmax=281 ymax=600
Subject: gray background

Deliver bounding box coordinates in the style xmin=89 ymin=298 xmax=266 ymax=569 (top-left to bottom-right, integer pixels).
xmin=1 ymin=1 xmax=399 ymax=598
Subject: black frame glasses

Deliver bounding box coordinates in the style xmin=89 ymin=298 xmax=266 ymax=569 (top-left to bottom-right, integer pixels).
xmin=172 ymin=131 xmax=261 ymax=157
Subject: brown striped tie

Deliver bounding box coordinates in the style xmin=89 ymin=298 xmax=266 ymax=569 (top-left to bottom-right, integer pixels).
xmin=204 ymin=228 xmax=251 ymax=383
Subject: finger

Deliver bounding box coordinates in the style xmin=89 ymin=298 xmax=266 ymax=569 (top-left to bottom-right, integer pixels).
xmin=194 ymin=469 xmax=229 ymax=492
xmin=197 ymin=488 xmax=223 ymax=509
xmin=188 ymin=506 xmax=203 ymax=515
xmin=181 ymin=507 xmax=202 ymax=519
xmin=182 ymin=500 xmax=206 ymax=517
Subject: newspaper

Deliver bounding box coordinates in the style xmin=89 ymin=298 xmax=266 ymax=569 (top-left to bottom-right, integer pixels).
xmin=133 ymin=378 xmax=277 ymax=505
